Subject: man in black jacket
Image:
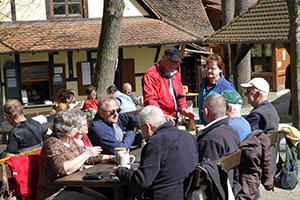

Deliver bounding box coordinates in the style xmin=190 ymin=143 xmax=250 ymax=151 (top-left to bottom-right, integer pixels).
xmin=114 ymin=106 xmax=198 ymax=200
xmin=198 ymin=93 xmax=241 ymax=196
xmin=241 ymin=77 xmax=279 ymax=132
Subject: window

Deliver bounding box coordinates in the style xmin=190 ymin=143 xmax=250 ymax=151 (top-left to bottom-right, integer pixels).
xmin=251 ymin=44 xmax=272 ymax=72
xmin=20 ymin=65 xmax=51 ymax=105
xmin=50 ymin=0 xmax=83 ymax=18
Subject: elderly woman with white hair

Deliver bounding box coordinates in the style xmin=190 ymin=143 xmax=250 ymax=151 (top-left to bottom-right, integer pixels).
xmin=37 ymin=111 xmax=109 ymax=200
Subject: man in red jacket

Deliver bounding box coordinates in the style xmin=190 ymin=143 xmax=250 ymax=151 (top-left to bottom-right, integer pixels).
xmin=143 ymin=48 xmax=195 ymax=124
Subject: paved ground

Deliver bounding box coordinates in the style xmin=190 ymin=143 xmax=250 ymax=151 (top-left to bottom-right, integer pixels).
xmin=256 ymin=90 xmax=300 ymax=199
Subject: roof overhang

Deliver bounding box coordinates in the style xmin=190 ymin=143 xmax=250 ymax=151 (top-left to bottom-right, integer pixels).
xmin=0 ymin=19 xmax=200 ymax=55
xmin=202 ymin=0 xmax=290 ymax=44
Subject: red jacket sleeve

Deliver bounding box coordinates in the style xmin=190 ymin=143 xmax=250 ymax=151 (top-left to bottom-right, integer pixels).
xmin=143 ymin=72 xmax=161 ymax=109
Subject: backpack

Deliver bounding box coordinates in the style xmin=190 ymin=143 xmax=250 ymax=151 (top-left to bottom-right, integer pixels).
xmin=184 ymin=160 xmax=234 ymax=200
xmin=274 ymin=139 xmax=298 ymax=190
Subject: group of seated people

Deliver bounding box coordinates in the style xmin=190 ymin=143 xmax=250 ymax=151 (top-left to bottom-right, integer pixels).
xmin=1 ymin=74 xmax=280 ymax=200
xmin=53 ymin=82 xmax=140 ymax=115
xmin=53 ymin=87 xmax=97 ymax=114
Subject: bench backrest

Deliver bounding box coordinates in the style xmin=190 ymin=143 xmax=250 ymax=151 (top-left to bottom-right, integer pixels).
xmin=0 ymin=146 xmax=42 ymax=165
xmin=0 ymin=146 xmax=42 ymax=182
xmin=215 ymin=131 xmax=278 ymax=171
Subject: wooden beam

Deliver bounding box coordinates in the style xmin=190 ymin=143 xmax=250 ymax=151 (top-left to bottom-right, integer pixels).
xmin=215 ymin=149 xmax=242 ymax=171
xmin=154 ymin=46 xmax=161 ymax=63
xmin=232 ymin=43 xmax=254 ymax=67
xmin=283 ymin=42 xmax=291 ymax=55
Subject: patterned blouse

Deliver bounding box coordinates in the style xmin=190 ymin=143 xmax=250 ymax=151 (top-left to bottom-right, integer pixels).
xmin=36 ymin=136 xmax=102 ymax=200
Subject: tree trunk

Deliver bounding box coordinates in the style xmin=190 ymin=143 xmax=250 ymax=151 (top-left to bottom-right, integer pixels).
xmin=234 ymin=0 xmax=252 ymax=101
xmin=93 ymin=0 xmax=125 ymax=98
xmin=287 ymin=0 xmax=300 ymax=129
xmin=222 ymin=0 xmax=234 ymax=81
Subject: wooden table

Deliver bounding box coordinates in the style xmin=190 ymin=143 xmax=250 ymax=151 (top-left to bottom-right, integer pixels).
xmin=56 ymin=147 xmax=142 ymax=200
xmin=186 ymin=92 xmax=199 ymax=107
xmin=56 ymin=163 xmax=124 ymax=200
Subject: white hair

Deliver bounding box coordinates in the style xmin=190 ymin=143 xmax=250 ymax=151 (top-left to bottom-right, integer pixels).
xmin=203 ymin=93 xmax=226 ymax=117
xmin=138 ymin=106 xmax=166 ymax=128
xmin=254 ymin=88 xmax=268 ymax=99
xmin=228 ymin=103 xmax=242 ymax=113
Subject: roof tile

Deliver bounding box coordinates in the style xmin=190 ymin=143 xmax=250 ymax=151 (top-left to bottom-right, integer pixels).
xmin=203 ymin=0 xmax=289 ymax=44
xmin=0 ymin=19 xmax=199 ymax=54
xmin=144 ymin=0 xmax=214 ymax=37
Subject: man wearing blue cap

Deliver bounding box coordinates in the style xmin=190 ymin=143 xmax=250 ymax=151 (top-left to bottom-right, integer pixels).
xmin=221 ymin=90 xmax=251 ymax=142
xmin=143 ymin=47 xmax=195 ymax=124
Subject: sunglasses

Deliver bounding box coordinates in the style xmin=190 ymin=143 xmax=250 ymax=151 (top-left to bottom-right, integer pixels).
xmin=102 ymin=108 xmax=121 ymax=115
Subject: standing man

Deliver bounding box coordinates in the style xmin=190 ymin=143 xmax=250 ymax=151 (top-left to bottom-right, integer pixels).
xmin=221 ymin=90 xmax=251 ymax=142
xmin=197 ymin=93 xmax=240 ymax=195
xmin=114 ymin=106 xmax=198 ymax=199
xmin=241 ymin=77 xmax=279 ymax=132
xmin=143 ymin=47 xmax=195 ymax=124
xmin=88 ymin=95 xmax=139 ymax=155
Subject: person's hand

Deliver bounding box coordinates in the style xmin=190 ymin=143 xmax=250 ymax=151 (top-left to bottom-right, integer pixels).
xmin=110 ymin=155 xmax=116 ymax=163
xmin=181 ymin=108 xmax=195 ymax=120
xmin=87 ymin=146 xmax=102 ymax=157
xmin=165 ymin=115 xmax=176 ymax=125
xmin=113 ymin=166 xmax=120 ymax=175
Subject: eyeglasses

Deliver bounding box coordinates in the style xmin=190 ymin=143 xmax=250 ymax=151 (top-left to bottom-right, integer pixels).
xmin=245 ymin=88 xmax=255 ymax=94
xmin=138 ymin=124 xmax=147 ymax=134
xmin=205 ymin=67 xmax=219 ymax=72
xmin=102 ymin=108 xmax=121 ymax=115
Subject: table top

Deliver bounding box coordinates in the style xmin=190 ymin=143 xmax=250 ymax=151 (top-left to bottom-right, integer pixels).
xmin=186 ymin=92 xmax=199 ymax=96
xmin=56 ymin=147 xmax=142 ymax=188
xmin=56 ymin=163 xmax=122 ymax=187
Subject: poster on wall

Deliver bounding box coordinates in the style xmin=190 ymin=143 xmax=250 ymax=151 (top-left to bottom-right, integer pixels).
xmin=81 ymin=62 xmax=91 ymax=85
xmin=53 ymin=66 xmax=64 ymax=85
xmin=53 ymin=74 xmax=63 ymax=85
xmin=4 ymin=61 xmax=19 ymax=98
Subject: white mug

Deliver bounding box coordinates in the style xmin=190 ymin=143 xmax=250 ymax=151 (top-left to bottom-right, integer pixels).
xmin=114 ymin=147 xmax=127 ymax=164
xmin=119 ymin=153 xmax=135 ymax=168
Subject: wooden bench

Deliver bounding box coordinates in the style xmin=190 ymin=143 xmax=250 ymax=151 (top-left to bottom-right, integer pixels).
xmin=215 ymin=131 xmax=279 ymax=171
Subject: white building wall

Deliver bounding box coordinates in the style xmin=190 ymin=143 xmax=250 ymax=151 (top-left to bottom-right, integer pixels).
xmin=88 ymin=0 xmax=149 ymax=18
xmin=0 ymin=0 xmax=12 ymax=22
xmin=15 ymin=0 xmax=46 ymax=21
xmin=0 ymin=0 xmax=148 ymax=22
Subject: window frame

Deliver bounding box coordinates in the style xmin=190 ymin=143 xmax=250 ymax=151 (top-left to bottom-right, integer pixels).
xmin=49 ymin=0 xmax=83 ymax=19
